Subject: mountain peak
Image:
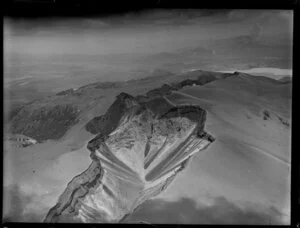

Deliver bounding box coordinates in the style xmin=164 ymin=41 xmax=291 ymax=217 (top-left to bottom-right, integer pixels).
xmin=45 ymin=89 xmax=214 ymax=223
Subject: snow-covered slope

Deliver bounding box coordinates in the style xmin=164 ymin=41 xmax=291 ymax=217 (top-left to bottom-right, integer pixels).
xmin=44 ymin=93 xmax=214 ymax=223
xmin=129 ymin=72 xmax=291 ymax=224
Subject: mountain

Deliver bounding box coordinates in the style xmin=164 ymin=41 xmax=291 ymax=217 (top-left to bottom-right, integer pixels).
xmin=4 ymin=69 xmax=291 ymax=224
xmin=44 ymin=92 xmax=215 ymax=223
xmin=10 ymin=103 xmax=80 ymax=143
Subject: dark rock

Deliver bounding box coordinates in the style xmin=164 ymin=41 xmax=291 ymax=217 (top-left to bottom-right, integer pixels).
xmin=56 ymin=89 xmax=74 ymax=96
xmin=160 ymin=106 xmax=206 ymax=125
xmin=146 ymin=84 xmax=178 ymax=98
xmin=278 ymin=116 xmax=290 ymax=127
xmin=10 ymin=104 xmax=80 ymax=142
xmin=7 ymin=105 xmax=24 ymax=121
xmin=85 ymin=93 xmax=139 ymax=135
xmin=142 ymin=97 xmax=173 ymax=117
xmin=263 ymin=110 xmax=271 ymax=120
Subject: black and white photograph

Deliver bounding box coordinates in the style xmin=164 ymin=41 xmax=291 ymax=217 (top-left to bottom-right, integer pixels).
xmin=3 ymin=0 xmax=295 ymax=225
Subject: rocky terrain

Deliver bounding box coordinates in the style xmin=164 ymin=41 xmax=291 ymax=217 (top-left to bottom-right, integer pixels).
xmin=44 ymin=89 xmax=215 ymax=223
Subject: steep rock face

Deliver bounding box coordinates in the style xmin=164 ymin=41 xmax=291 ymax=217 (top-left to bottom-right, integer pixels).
xmin=85 ymin=93 xmax=140 ymax=135
xmin=44 ymin=93 xmax=214 ymax=223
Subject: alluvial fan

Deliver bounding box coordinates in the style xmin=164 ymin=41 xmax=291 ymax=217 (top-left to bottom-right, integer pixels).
xmin=44 ymin=93 xmax=214 ymax=223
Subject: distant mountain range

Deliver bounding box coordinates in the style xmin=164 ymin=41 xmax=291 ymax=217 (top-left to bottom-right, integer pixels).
xmin=7 ymin=69 xmax=291 ymax=144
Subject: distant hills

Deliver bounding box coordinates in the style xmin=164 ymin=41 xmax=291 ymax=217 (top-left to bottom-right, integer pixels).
xmin=7 ymin=69 xmax=291 ymax=143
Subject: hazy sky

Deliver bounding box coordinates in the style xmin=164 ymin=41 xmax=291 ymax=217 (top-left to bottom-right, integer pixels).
xmin=4 ymin=9 xmax=293 ymax=102
xmin=4 ymin=10 xmax=293 ymax=56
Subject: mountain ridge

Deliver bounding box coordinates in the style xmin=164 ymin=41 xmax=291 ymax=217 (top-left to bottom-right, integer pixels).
xmin=7 ymin=70 xmax=290 ymax=144
xmin=44 ymin=84 xmax=215 ymax=223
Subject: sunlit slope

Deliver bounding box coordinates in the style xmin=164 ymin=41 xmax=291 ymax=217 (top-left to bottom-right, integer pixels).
xmin=44 ymin=93 xmax=214 ymax=223
xmin=154 ymin=72 xmax=291 ymax=223
xmin=168 ymin=73 xmax=291 ymax=161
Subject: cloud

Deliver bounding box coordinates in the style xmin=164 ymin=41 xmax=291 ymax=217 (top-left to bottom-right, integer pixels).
xmin=124 ymin=196 xmax=285 ymax=225
xmin=3 ymin=184 xmax=287 ymax=224
xmin=3 ymin=185 xmax=49 ymax=223
xmin=3 ymin=185 xmax=39 ymax=222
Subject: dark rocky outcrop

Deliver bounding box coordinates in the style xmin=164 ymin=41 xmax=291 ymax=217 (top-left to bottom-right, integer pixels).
xmin=145 ymin=84 xmax=177 ymax=98
xmin=175 ymin=73 xmax=219 ymax=88
xmin=94 ymin=82 xmax=119 ymax=89
xmin=278 ymin=116 xmax=290 ymax=127
xmin=56 ymin=89 xmax=75 ymax=96
xmin=263 ymin=110 xmax=271 ymax=120
xmin=10 ymin=104 xmax=80 ymax=142
xmin=7 ymin=105 xmax=24 ymax=121
xmin=85 ymin=93 xmax=139 ymax=135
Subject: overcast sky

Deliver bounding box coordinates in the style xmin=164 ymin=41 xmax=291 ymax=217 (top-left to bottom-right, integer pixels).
xmin=4 ymin=10 xmax=293 ymax=56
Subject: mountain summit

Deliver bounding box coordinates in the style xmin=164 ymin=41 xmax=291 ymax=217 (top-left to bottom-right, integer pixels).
xmin=44 ymin=92 xmax=214 ymax=223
